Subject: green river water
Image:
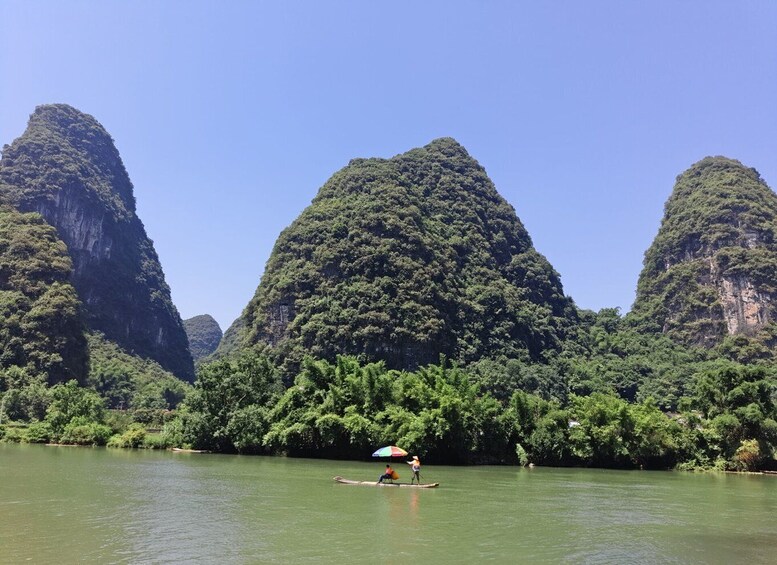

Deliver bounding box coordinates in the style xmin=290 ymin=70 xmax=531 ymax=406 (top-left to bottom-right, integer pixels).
xmin=1 ymin=443 xmax=776 ymax=564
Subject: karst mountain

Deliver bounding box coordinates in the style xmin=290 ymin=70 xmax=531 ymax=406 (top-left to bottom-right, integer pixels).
xmin=221 ymin=138 xmax=577 ymax=373
xmin=632 ymin=156 xmax=777 ymax=353
xmin=0 ymin=104 xmax=194 ymax=381
xmin=3 ymin=103 xmax=775 ymax=390
xmin=183 ymin=314 xmax=223 ymax=363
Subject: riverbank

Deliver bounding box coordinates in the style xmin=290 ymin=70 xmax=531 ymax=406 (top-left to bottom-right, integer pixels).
xmin=3 ymin=431 xmax=775 ymax=474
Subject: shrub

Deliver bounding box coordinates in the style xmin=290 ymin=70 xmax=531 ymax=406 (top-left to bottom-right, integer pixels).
xmin=131 ymin=408 xmax=172 ymax=427
xmin=24 ymin=421 xmax=53 ymax=443
xmin=60 ymin=417 xmax=113 ymax=445
xmin=46 ymin=381 xmax=106 ymax=434
xmin=1 ymin=384 xmax=51 ymax=422
xmin=2 ymin=426 xmax=25 ymax=443
xmin=107 ymin=424 xmax=146 ymax=448
xmin=105 ymin=410 xmax=133 ymax=433
xmin=142 ymin=433 xmax=166 ymax=449
xmin=732 ymin=439 xmax=762 ymax=471
xmin=161 ymin=417 xmax=186 ymax=448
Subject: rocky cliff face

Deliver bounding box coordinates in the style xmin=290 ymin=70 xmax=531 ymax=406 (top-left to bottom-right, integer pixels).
xmin=632 ymin=157 xmax=777 ymax=347
xmin=713 ymin=259 xmax=771 ymax=336
xmin=0 ymin=104 xmax=194 ymax=381
xmin=223 ymin=138 xmax=576 ymax=374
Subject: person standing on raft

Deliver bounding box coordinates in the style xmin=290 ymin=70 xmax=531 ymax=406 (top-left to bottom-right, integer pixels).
xmin=407 ymin=455 xmax=421 ymax=484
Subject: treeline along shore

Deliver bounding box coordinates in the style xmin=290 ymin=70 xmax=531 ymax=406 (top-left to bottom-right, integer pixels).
xmin=2 ymin=350 xmax=776 ymax=472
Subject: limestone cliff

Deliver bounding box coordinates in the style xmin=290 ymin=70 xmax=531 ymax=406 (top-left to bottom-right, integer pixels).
xmin=0 ymin=104 xmax=194 ymax=381
xmin=632 ymin=157 xmax=777 ymax=349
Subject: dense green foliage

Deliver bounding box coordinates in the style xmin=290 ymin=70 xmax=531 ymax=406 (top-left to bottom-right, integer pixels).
xmin=0 ymin=106 xmax=135 ymax=216
xmin=0 ymin=374 xmax=179 ymax=448
xmin=224 ymin=138 xmax=576 ymax=378
xmin=167 ymin=351 xmax=284 ymax=453
xmin=0 ymin=329 xmax=188 ymax=435
xmin=466 ymin=307 xmax=717 ymax=412
xmin=86 ymin=332 xmax=190 ymax=410
xmin=0 ymin=207 xmax=87 ymax=384
xmin=557 ymin=308 xmax=707 ymax=408
xmin=262 ymin=355 xmax=511 ymax=463
xmin=683 ymin=364 xmax=777 ymax=470
xmin=632 ymin=157 xmax=777 ymax=349
xmin=183 ymin=314 xmax=223 ymax=362
xmin=168 ymin=352 xmax=775 ymax=470
xmin=0 ymin=104 xmax=194 ymax=380
xmin=0 ymin=380 xmax=110 ymax=445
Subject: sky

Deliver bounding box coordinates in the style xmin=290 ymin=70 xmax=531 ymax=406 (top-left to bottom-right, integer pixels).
xmin=1 ymin=2 xmax=776 ymax=331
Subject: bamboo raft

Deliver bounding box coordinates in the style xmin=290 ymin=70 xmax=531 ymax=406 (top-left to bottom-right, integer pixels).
xmin=333 ymin=476 xmax=439 ymax=488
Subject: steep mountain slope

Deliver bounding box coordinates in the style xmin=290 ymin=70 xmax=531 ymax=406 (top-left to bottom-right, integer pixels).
xmin=183 ymin=314 xmax=223 ymax=362
xmin=0 ymin=104 xmax=194 ymax=381
xmin=223 ymin=138 xmax=576 ymax=373
xmin=0 ymin=207 xmax=88 ymax=384
xmin=632 ymin=156 xmax=777 ymax=349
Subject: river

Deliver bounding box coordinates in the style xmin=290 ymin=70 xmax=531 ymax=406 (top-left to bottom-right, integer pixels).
xmin=1 ymin=444 xmax=775 ymax=563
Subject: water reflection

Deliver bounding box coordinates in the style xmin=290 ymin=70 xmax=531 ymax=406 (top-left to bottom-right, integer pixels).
xmin=381 ymin=487 xmax=421 ymax=527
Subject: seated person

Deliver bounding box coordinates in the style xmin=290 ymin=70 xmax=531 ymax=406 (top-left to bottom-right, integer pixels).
xmin=378 ymin=464 xmax=398 ymax=483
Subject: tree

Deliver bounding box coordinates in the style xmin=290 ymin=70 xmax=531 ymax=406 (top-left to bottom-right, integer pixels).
xmin=45 ymin=380 xmax=106 ymax=435
xmin=688 ymin=364 xmax=777 ymax=468
xmin=180 ymin=351 xmax=283 ymax=452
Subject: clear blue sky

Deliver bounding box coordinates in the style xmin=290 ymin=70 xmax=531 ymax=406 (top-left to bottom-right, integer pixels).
xmin=2 ymin=2 xmax=776 ymax=331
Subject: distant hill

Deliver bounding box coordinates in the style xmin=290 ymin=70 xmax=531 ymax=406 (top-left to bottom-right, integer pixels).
xmin=0 ymin=104 xmax=194 ymax=381
xmin=632 ymin=156 xmax=777 ymax=354
xmin=221 ymin=138 xmax=577 ymax=375
xmin=183 ymin=314 xmax=222 ymax=362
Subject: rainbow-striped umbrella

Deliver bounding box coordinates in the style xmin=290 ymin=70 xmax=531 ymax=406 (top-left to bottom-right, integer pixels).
xmin=371 ymin=445 xmax=408 ymax=458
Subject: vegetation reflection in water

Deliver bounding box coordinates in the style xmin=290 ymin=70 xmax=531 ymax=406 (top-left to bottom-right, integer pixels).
xmin=1 ymin=444 xmax=776 ymax=564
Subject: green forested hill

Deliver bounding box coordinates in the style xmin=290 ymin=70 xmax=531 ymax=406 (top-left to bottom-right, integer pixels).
xmin=631 ymin=157 xmax=777 ymax=357
xmin=222 ymin=138 xmax=576 ymax=375
xmin=0 ymin=104 xmax=194 ymax=381
xmin=0 ymin=207 xmax=87 ymax=384
xmin=183 ymin=315 xmax=223 ymax=362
